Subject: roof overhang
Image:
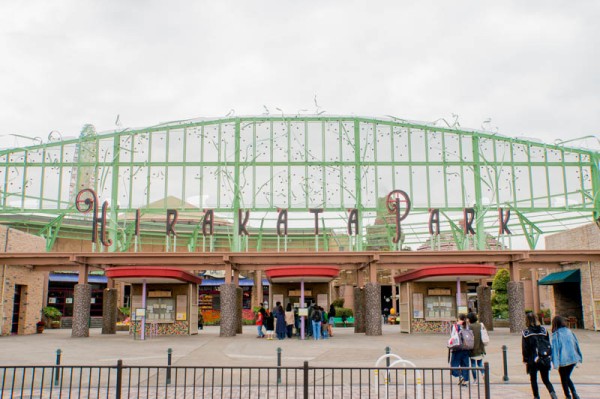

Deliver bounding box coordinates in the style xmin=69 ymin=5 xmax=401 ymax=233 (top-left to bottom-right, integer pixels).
xmin=105 ymin=267 xmax=202 ymax=285
xmin=394 ymin=264 xmax=497 ymax=283
xmin=265 ymin=266 xmax=340 ymax=283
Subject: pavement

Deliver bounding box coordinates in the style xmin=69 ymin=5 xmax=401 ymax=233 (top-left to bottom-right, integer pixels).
xmin=1 ymin=324 xmax=599 ymax=398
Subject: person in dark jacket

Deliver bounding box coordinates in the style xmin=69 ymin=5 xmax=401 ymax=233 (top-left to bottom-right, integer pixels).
xmin=522 ymin=312 xmax=558 ymax=399
xmin=275 ymin=304 xmax=286 ymax=340
xmin=466 ymin=312 xmax=486 ymax=382
xmin=551 ymin=316 xmax=582 ymax=399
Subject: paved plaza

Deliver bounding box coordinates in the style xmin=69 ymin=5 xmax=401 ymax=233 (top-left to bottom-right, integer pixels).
xmin=1 ymin=324 xmax=599 ymax=398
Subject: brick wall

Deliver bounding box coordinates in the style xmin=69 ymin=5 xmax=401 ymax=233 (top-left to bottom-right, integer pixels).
xmin=0 ymin=226 xmax=46 ymax=335
xmin=545 ymin=223 xmax=600 ymax=330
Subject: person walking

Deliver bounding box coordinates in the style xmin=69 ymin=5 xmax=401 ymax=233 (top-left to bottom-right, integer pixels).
xmin=551 ymin=316 xmax=583 ymax=399
xmin=275 ymin=303 xmax=286 ymax=340
xmin=448 ymin=313 xmax=471 ymax=387
xmin=285 ymin=303 xmax=295 ymax=338
xmin=522 ymin=312 xmax=558 ymax=399
xmin=466 ymin=312 xmax=486 ymax=382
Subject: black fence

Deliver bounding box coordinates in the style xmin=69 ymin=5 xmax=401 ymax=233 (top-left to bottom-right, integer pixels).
xmin=1 ymin=361 xmax=490 ymax=399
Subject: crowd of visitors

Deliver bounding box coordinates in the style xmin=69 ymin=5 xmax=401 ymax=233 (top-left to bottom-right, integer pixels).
xmin=255 ymin=301 xmax=336 ymax=340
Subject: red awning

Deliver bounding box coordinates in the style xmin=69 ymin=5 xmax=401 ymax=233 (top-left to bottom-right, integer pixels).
xmin=394 ymin=264 xmax=496 ymax=283
xmin=265 ymin=266 xmax=340 ymax=283
xmin=106 ymin=267 xmax=202 ymax=285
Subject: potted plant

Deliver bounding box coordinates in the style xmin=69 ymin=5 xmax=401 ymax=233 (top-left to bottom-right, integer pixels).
xmin=36 ymin=320 xmax=45 ymax=333
xmin=541 ymin=309 xmax=552 ymax=325
xmin=42 ymin=306 xmax=62 ymax=328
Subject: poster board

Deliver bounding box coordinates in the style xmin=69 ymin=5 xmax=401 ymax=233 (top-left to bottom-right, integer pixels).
xmin=176 ymin=295 xmax=187 ymax=321
xmin=273 ymin=294 xmax=284 ymax=308
xmin=317 ymin=294 xmax=328 ymax=308
xmin=412 ymin=293 xmax=424 ymax=319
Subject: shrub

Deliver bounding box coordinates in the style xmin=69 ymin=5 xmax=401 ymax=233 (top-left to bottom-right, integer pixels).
xmin=335 ymin=307 xmax=353 ymax=319
xmin=42 ymin=306 xmax=62 ymax=320
xmin=331 ymin=298 xmax=345 ymax=308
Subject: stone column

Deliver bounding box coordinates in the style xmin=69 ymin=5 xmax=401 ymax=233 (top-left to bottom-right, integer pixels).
xmin=72 ymin=284 xmax=92 ymax=338
xmin=365 ymin=282 xmax=382 ymax=336
xmin=102 ymin=288 xmax=118 ymax=334
xmin=508 ymin=281 xmax=525 ymax=333
xmin=353 ymin=287 xmax=365 ymax=333
xmin=236 ymin=287 xmax=243 ymax=334
xmin=476 ymin=285 xmax=493 ymax=331
xmin=219 ymin=284 xmax=237 ymax=337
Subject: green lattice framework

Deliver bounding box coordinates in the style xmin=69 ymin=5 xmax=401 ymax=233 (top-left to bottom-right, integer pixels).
xmin=0 ymin=116 xmax=598 ymax=252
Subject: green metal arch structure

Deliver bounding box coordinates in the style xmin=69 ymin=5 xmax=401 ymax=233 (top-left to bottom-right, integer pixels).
xmin=0 ymin=115 xmax=598 ymax=252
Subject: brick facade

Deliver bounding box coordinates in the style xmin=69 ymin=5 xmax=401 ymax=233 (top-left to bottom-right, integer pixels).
xmin=545 ymin=223 xmax=600 ymax=331
xmin=0 ymin=226 xmax=46 ymax=335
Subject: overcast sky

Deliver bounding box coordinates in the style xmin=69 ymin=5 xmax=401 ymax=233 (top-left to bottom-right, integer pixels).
xmin=1 ymin=1 xmax=599 ymax=148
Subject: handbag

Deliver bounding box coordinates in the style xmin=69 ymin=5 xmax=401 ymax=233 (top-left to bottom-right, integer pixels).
xmin=481 ymin=322 xmax=490 ymax=345
xmin=447 ymin=324 xmax=461 ymax=349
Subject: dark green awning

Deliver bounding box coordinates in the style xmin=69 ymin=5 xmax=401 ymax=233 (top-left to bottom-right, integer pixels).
xmin=538 ymin=269 xmax=580 ymax=285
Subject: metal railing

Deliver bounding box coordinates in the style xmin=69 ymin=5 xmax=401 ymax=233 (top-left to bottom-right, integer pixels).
xmin=1 ymin=361 xmax=490 ymax=398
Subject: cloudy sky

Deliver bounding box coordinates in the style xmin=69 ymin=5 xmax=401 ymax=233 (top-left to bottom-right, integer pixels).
xmin=1 ymin=1 xmax=599 ymax=147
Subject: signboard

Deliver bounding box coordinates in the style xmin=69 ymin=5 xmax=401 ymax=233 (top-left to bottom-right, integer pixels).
xmin=428 ymin=288 xmax=451 ymax=296
xmin=298 ymin=308 xmax=308 ymax=317
xmin=289 ymin=290 xmax=312 ymax=296
xmin=135 ymin=308 xmax=146 ymax=317
xmin=148 ymin=290 xmax=172 ymax=298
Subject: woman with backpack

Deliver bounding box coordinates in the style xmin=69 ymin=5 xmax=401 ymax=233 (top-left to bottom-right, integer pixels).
xmin=522 ymin=312 xmax=558 ymax=399
xmin=551 ymin=316 xmax=582 ymax=399
xmin=448 ymin=313 xmax=471 ymax=387
xmin=466 ymin=312 xmax=486 ymax=382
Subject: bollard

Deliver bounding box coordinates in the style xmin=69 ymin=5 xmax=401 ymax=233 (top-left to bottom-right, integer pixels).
xmin=385 ymin=346 xmax=390 ymax=368
xmin=484 ymin=362 xmax=491 ymax=399
xmin=502 ymin=345 xmax=509 ymax=382
xmin=54 ymin=348 xmax=62 ymax=386
xmin=167 ymin=348 xmax=172 ymax=385
xmin=277 ymin=347 xmax=282 ymax=384
xmin=303 ymin=361 xmax=309 ymax=399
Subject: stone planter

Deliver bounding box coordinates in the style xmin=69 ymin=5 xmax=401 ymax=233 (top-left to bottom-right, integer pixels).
xmin=50 ymin=320 xmax=61 ymax=329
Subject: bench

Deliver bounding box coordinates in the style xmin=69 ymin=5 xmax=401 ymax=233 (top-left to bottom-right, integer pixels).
xmin=331 ymin=317 xmax=355 ymax=327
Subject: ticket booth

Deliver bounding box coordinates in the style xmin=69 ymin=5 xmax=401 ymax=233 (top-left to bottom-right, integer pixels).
xmin=106 ymin=267 xmax=201 ymax=337
xmin=394 ymin=264 xmax=495 ymax=334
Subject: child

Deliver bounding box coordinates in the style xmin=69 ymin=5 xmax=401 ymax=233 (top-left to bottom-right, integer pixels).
xmin=265 ymin=309 xmax=275 ymax=340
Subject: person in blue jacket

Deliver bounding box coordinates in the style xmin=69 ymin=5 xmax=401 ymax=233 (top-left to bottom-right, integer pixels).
xmin=551 ymin=316 xmax=582 ymax=399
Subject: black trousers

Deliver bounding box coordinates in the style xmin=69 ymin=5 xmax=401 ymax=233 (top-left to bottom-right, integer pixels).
xmin=528 ymin=363 xmax=555 ymax=398
xmin=558 ymin=364 xmax=577 ymax=398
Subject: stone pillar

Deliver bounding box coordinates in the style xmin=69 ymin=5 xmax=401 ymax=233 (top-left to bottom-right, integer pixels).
xmin=365 ymin=282 xmax=382 ymax=336
xmin=236 ymin=287 xmax=243 ymax=334
xmin=508 ymin=281 xmax=525 ymax=333
xmin=342 ymin=284 xmax=354 ymax=310
xmin=72 ymin=284 xmax=92 ymax=338
xmin=219 ymin=284 xmax=237 ymax=337
xmin=102 ymin=288 xmax=118 ymax=334
xmin=476 ymin=285 xmax=493 ymax=331
xmin=353 ymin=287 xmax=366 ymax=333
xmin=253 ymin=270 xmax=263 ymax=308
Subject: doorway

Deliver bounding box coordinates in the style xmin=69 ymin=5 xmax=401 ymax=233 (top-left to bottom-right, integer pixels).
xmin=11 ymin=285 xmax=23 ymax=334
